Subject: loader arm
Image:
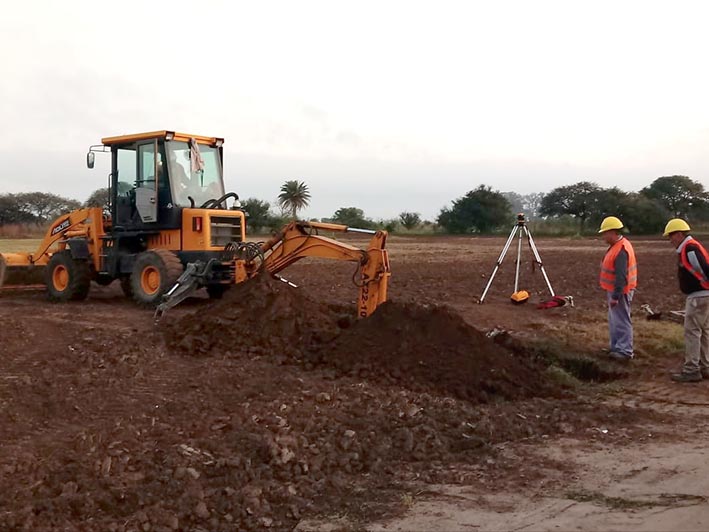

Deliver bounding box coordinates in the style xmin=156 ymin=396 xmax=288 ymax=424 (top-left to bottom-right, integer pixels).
xmin=256 ymin=221 xmax=391 ymax=317
xmin=28 ymin=208 xmax=103 ymax=265
xmin=0 ymin=207 xmax=107 ymax=290
xmin=1 ymin=208 xmax=105 ymax=288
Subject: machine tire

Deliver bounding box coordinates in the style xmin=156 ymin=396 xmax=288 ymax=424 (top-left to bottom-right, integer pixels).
xmin=130 ymin=250 xmax=183 ymax=306
xmin=46 ymin=250 xmax=91 ymax=302
xmin=206 ymin=284 xmax=230 ymax=299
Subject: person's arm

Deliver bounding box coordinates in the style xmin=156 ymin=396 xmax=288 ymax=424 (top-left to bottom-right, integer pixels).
xmin=611 ymin=248 xmax=628 ymax=303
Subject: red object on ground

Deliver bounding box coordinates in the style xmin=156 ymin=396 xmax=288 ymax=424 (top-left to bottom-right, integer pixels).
xmin=537 ymin=295 xmax=570 ymax=310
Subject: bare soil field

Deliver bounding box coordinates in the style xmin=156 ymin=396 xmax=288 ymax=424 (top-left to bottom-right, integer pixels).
xmin=1 ymin=235 xmax=707 ymax=531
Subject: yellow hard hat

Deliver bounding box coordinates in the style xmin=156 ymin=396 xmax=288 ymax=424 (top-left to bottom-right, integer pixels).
xmin=598 ymin=216 xmax=624 ymax=233
xmin=663 ymin=218 xmax=691 ymax=236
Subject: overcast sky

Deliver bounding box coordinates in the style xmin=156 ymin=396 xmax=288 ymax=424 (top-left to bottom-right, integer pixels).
xmin=1 ymin=0 xmax=708 ymax=220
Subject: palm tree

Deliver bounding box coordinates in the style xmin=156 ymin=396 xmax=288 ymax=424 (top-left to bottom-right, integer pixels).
xmin=278 ymin=180 xmax=311 ymax=219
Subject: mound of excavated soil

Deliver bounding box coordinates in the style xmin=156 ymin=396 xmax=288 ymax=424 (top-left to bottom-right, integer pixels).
xmin=164 ymin=276 xmax=558 ymax=403
xmin=306 ymin=301 xmax=558 ymax=402
xmin=164 ymin=275 xmax=342 ymax=357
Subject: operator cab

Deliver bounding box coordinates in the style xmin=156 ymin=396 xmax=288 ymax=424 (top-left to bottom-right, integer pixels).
xmin=88 ymin=131 xmax=227 ymax=230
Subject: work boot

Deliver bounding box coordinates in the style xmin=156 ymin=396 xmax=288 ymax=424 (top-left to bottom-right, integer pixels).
xmin=608 ymin=351 xmax=632 ymax=362
xmin=671 ymin=371 xmax=702 ymax=383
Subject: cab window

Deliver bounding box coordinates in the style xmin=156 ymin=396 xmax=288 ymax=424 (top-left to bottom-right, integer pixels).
xmin=166 ymin=141 xmax=224 ymax=207
xmin=137 ymin=143 xmax=156 ymax=188
xmin=116 ymin=148 xmax=136 ymax=197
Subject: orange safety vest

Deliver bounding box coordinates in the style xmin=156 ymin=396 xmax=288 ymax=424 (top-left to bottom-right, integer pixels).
xmin=599 ymin=237 xmax=637 ymax=293
xmin=679 ymin=237 xmax=709 ymax=289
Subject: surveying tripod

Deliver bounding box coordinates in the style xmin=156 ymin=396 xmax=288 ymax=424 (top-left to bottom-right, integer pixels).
xmin=479 ymin=213 xmax=555 ymax=303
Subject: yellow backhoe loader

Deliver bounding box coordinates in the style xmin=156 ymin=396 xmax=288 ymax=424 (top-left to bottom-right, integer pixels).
xmin=0 ymin=131 xmax=390 ymax=317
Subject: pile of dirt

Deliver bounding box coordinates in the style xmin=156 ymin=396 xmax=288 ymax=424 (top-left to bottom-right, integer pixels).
xmin=164 ymin=276 xmax=560 ymax=403
xmin=164 ymin=275 xmax=343 ymax=357
xmin=307 ymin=301 xmax=560 ymax=402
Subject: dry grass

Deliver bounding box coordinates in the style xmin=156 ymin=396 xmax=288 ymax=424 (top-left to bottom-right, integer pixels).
xmin=0 ymin=239 xmax=41 ymax=253
xmin=536 ymin=309 xmax=683 ymax=359
xmin=633 ymin=319 xmax=685 ymax=356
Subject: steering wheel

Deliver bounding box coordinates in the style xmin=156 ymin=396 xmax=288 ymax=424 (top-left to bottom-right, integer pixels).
xmin=200 ymin=192 xmax=240 ymax=210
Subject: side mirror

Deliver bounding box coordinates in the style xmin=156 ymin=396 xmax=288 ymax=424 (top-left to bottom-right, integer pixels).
xmin=86 ymin=152 xmax=95 ymax=169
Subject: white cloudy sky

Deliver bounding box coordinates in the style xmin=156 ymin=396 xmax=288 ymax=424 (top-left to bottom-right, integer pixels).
xmin=1 ymin=0 xmax=708 ymax=220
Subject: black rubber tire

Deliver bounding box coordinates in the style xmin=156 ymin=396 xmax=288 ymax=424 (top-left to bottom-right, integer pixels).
xmin=130 ymin=250 xmax=183 ymax=306
xmin=120 ymin=277 xmax=133 ymax=298
xmin=46 ymin=250 xmax=91 ymax=302
xmin=206 ymin=284 xmax=230 ymax=299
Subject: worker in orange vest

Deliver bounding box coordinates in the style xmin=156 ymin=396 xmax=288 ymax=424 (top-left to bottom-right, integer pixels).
xmin=664 ymin=218 xmax=709 ymax=382
xmin=599 ymin=216 xmax=637 ymax=361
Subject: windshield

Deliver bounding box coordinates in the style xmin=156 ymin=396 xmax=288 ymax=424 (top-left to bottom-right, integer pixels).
xmin=166 ymin=141 xmax=224 ymax=207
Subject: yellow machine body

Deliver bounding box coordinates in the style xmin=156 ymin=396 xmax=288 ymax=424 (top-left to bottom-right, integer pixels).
xmin=1 ymin=131 xmax=390 ymax=318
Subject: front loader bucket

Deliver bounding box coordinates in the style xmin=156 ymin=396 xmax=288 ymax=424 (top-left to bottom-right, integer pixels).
xmin=0 ymin=254 xmax=46 ymax=289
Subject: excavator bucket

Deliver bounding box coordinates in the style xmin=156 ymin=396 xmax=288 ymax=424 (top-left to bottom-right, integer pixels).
xmin=0 ymin=254 xmax=46 ymax=289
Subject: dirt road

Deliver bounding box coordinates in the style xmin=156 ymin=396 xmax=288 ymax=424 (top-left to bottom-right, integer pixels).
xmin=1 ymin=235 xmax=705 ymax=531
xmin=364 ymin=402 xmax=709 ymax=532
xmin=365 ymin=442 xmax=709 ymax=531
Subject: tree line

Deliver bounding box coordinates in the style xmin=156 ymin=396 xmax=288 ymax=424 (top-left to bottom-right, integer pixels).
xmin=2 ymin=175 xmax=707 ymax=236
xmin=0 ymin=192 xmax=81 ymax=225
xmin=437 ymin=175 xmax=709 ymax=235
xmin=252 ymin=180 xmax=430 ymax=232
xmin=0 ymin=180 xmax=431 ymax=235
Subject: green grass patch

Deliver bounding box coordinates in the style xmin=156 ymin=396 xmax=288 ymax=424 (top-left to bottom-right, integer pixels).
xmin=633 ymin=319 xmax=684 ymax=359
xmin=495 ymin=333 xmax=629 ymax=383
xmin=536 ymin=312 xmax=684 ymax=362
xmin=566 ymin=490 xmax=706 ymax=509
xmin=566 ymin=490 xmax=656 ymax=509
xmin=543 ymin=365 xmax=580 ymax=388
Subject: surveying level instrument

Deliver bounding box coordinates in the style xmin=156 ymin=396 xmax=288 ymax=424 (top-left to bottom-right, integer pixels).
xmin=479 ymin=213 xmax=555 ymax=304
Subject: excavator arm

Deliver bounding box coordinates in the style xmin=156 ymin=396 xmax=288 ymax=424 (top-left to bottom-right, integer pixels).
xmin=155 ymin=221 xmax=391 ymax=320
xmin=256 ymin=221 xmax=390 ymax=317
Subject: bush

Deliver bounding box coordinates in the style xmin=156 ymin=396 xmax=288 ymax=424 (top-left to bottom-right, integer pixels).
xmin=331 ymin=207 xmax=375 ymax=229
xmin=437 ymin=185 xmax=512 ymax=234
xmin=398 ymin=212 xmax=421 ymax=230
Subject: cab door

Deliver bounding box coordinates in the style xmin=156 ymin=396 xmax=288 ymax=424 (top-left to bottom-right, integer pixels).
xmin=135 ymin=141 xmax=159 ymax=223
